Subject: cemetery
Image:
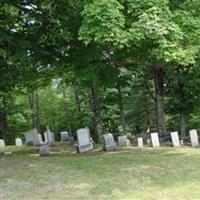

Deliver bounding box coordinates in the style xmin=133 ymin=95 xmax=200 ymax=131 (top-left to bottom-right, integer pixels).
xmin=1 ymin=1 xmax=200 ymax=199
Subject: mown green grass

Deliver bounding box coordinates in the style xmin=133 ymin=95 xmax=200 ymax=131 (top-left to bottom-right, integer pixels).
xmin=1 ymin=144 xmax=200 ymax=200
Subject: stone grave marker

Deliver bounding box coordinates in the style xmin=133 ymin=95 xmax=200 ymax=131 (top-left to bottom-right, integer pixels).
xmin=170 ymin=131 xmax=180 ymax=147
xmin=151 ymin=133 xmax=160 ymax=147
xmin=138 ymin=138 xmax=143 ymax=148
xmin=125 ymin=139 xmax=131 ymax=146
xmin=60 ymin=131 xmax=69 ymax=141
xmin=77 ymin=128 xmax=93 ymax=153
xmin=46 ymin=126 xmax=55 ymax=146
xmin=118 ymin=135 xmax=128 ymax=146
xmin=39 ymin=145 xmax=49 ymax=156
xmin=189 ymin=129 xmax=199 ymax=148
xmin=0 ymin=139 xmax=5 ymax=147
xmin=102 ymin=133 xmax=117 ymax=151
xmin=24 ymin=128 xmax=40 ymax=146
xmin=15 ymin=138 xmax=23 ymax=146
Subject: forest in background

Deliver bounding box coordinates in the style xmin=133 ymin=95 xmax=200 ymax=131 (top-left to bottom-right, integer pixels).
xmin=1 ymin=0 xmax=200 ymax=144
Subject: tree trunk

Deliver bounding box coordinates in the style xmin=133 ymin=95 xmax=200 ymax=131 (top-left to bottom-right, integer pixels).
xmin=62 ymin=89 xmax=72 ymax=136
xmin=27 ymin=89 xmax=40 ymax=131
xmin=116 ymin=78 xmax=126 ymax=133
xmin=154 ymin=68 xmax=166 ymax=136
xmin=0 ymin=95 xmax=7 ymax=141
xmin=90 ymin=83 xmax=103 ymax=142
xmin=180 ymin=111 xmax=186 ymax=138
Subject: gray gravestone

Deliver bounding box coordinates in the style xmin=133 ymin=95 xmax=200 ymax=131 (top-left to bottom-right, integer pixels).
xmin=77 ymin=128 xmax=93 ymax=153
xmin=15 ymin=138 xmax=23 ymax=146
xmin=46 ymin=126 xmax=55 ymax=146
xmin=118 ymin=135 xmax=128 ymax=146
xmin=170 ymin=131 xmax=180 ymax=147
xmin=24 ymin=128 xmax=40 ymax=146
xmin=138 ymin=138 xmax=143 ymax=147
xmin=60 ymin=131 xmax=69 ymax=141
xmin=102 ymin=133 xmax=117 ymax=151
xmin=39 ymin=145 xmax=49 ymax=156
xmin=151 ymin=132 xmax=160 ymax=147
xmin=0 ymin=139 xmax=5 ymax=147
xmin=146 ymin=138 xmax=151 ymax=145
xmin=189 ymin=129 xmax=199 ymax=148
xmin=125 ymin=139 xmax=131 ymax=146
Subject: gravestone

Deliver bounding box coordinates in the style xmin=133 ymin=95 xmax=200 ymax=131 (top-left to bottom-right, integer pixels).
xmin=189 ymin=129 xmax=199 ymax=148
xmin=170 ymin=131 xmax=180 ymax=147
xmin=118 ymin=135 xmax=128 ymax=146
xmin=44 ymin=131 xmax=48 ymax=144
xmin=125 ymin=139 xmax=131 ymax=146
xmin=24 ymin=128 xmax=40 ymax=146
xmin=138 ymin=138 xmax=143 ymax=148
xmin=46 ymin=126 xmax=55 ymax=146
xmin=77 ymin=128 xmax=93 ymax=153
xmin=151 ymin=133 xmax=160 ymax=147
xmin=146 ymin=138 xmax=151 ymax=145
xmin=0 ymin=139 xmax=5 ymax=147
xmin=180 ymin=140 xmax=184 ymax=146
xmin=60 ymin=131 xmax=69 ymax=141
xmin=102 ymin=133 xmax=117 ymax=151
xmin=39 ymin=145 xmax=49 ymax=156
xmin=15 ymin=138 xmax=23 ymax=146
xmin=38 ymin=134 xmax=44 ymax=144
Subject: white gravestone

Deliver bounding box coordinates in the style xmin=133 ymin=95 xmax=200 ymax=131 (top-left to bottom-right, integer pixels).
xmin=151 ymin=133 xmax=160 ymax=147
xmin=146 ymin=138 xmax=151 ymax=145
xmin=170 ymin=131 xmax=180 ymax=147
xmin=102 ymin=133 xmax=117 ymax=151
xmin=60 ymin=131 xmax=69 ymax=141
xmin=0 ymin=139 xmax=5 ymax=147
xmin=46 ymin=126 xmax=55 ymax=146
xmin=118 ymin=135 xmax=128 ymax=146
xmin=77 ymin=128 xmax=93 ymax=153
xmin=138 ymin=138 xmax=143 ymax=148
xmin=15 ymin=138 xmax=23 ymax=146
xmin=189 ymin=129 xmax=199 ymax=148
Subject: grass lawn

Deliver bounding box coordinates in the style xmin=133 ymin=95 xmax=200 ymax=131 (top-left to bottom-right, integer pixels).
xmin=1 ymin=143 xmax=200 ymax=200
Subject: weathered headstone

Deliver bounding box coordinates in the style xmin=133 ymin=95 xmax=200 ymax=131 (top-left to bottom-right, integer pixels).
xmin=125 ymin=139 xmax=131 ymax=146
xmin=77 ymin=128 xmax=93 ymax=153
xmin=138 ymin=138 xmax=143 ymax=148
xmin=39 ymin=145 xmax=49 ymax=156
xmin=180 ymin=139 xmax=184 ymax=146
xmin=15 ymin=138 xmax=23 ymax=146
xmin=46 ymin=126 xmax=55 ymax=146
xmin=60 ymin=131 xmax=69 ymax=141
xmin=146 ymin=138 xmax=151 ymax=145
xmin=118 ymin=135 xmax=127 ymax=146
xmin=24 ymin=128 xmax=40 ymax=146
xmin=170 ymin=131 xmax=180 ymax=147
xmin=189 ymin=129 xmax=199 ymax=148
xmin=151 ymin=133 xmax=160 ymax=147
xmin=102 ymin=133 xmax=117 ymax=151
xmin=0 ymin=139 xmax=5 ymax=147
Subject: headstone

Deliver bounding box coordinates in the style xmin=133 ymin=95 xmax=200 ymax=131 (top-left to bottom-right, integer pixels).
xmin=15 ymin=138 xmax=23 ymax=146
xmin=170 ymin=131 xmax=180 ymax=147
xmin=102 ymin=133 xmax=117 ymax=151
xmin=151 ymin=133 xmax=160 ymax=147
xmin=146 ymin=138 xmax=151 ymax=145
xmin=0 ymin=139 xmax=5 ymax=147
xmin=38 ymin=134 xmax=44 ymax=144
xmin=189 ymin=129 xmax=199 ymax=148
xmin=125 ymin=139 xmax=131 ymax=146
xmin=180 ymin=139 xmax=184 ymax=146
xmin=44 ymin=131 xmax=48 ymax=143
xmin=60 ymin=131 xmax=69 ymax=141
xmin=39 ymin=145 xmax=49 ymax=156
xmin=138 ymin=138 xmax=143 ymax=148
xmin=46 ymin=126 xmax=55 ymax=146
xmin=24 ymin=128 xmax=40 ymax=146
xmin=118 ymin=135 xmax=128 ymax=146
xmin=77 ymin=128 xmax=93 ymax=153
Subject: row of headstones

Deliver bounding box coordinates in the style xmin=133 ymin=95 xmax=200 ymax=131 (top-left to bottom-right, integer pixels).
xmin=0 ymin=138 xmax=24 ymax=147
xmin=138 ymin=129 xmax=199 ymax=148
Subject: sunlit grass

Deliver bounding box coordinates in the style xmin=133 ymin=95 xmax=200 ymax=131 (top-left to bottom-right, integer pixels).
xmin=1 ymin=144 xmax=200 ymax=200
